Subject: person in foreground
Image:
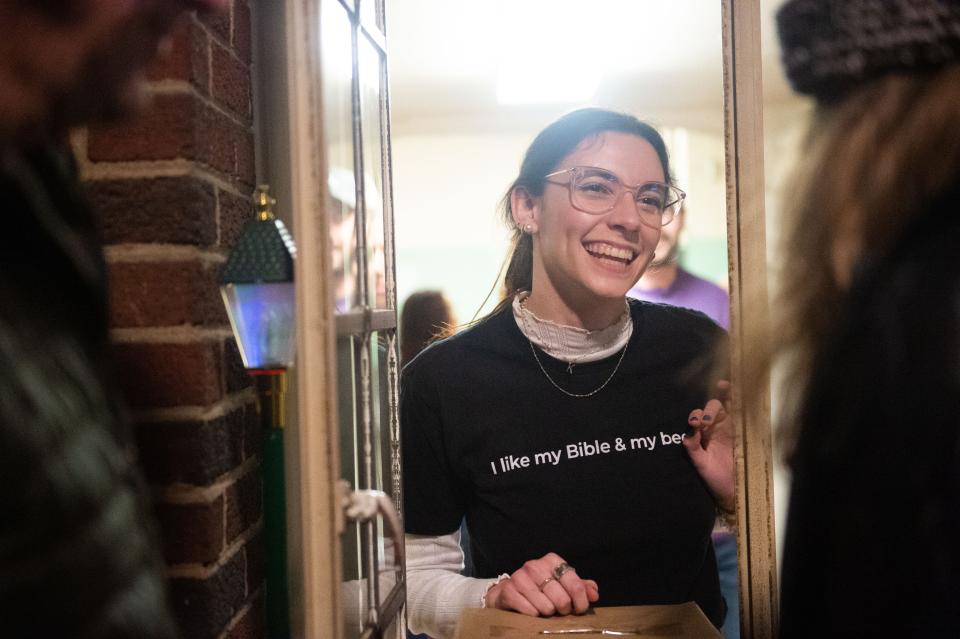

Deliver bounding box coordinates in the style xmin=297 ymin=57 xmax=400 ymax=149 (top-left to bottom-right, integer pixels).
xmin=401 ymin=108 xmax=735 ymax=639
xmin=769 ymin=0 xmax=960 ymax=635
xmin=0 ymin=1 xmax=225 ymax=637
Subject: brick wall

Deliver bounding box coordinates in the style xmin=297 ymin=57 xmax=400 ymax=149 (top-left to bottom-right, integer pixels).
xmin=74 ymin=3 xmax=266 ymax=638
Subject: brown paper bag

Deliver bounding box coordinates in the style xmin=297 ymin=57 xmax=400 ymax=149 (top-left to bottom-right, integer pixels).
xmin=454 ymin=602 xmax=722 ymax=638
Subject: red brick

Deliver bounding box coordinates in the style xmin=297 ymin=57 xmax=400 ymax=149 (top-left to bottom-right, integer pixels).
xmin=113 ymin=341 xmax=222 ymax=408
xmin=146 ymin=16 xmax=209 ymax=92
xmin=199 ymin=107 xmax=240 ymax=176
xmin=107 ymin=260 xmax=227 ymax=328
xmin=87 ymin=176 xmax=217 ymax=245
xmin=237 ymin=129 xmax=256 ymax=188
xmin=169 ymin=547 xmax=246 ymax=639
xmin=242 ymin=396 xmax=261 ymax=460
xmin=135 ymin=406 xmax=252 ymax=485
xmin=223 ymin=338 xmax=254 ymax=394
xmin=225 ymin=591 xmax=265 ymax=639
xmin=233 ymin=1 xmax=252 ymax=65
xmin=244 ymin=532 xmax=266 ymax=596
xmin=155 ymin=496 xmax=225 ymax=565
xmin=195 ymin=110 xmax=255 ymax=188
xmin=225 ymin=468 xmax=262 ymax=542
xmin=211 ymin=41 xmax=251 ymax=121
xmin=88 ymin=92 xmax=200 ymax=162
xmin=200 ymin=1 xmax=232 ymax=42
xmin=219 ymin=187 xmax=254 ymax=249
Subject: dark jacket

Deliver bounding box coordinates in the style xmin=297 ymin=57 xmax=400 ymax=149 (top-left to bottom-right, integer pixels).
xmin=0 ymin=146 xmax=179 ymax=639
xmin=780 ymin=202 xmax=960 ymax=636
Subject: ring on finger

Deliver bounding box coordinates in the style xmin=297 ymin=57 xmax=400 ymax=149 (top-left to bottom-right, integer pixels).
xmin=537 ymin=576 xmax=555 ymax=590
xmin=553 ymin=562 xmax=573 ymax=580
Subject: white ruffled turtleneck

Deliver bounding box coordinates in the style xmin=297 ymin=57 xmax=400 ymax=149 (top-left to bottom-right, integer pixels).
xmin=511 ymin=291 xmax=632 ymax=364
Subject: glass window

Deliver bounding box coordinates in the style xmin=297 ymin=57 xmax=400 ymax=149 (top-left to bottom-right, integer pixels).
xmin=322 ymin=0 xmax=360 ymax=314
xmin=359 ymin=33 xmax=388 ymax=309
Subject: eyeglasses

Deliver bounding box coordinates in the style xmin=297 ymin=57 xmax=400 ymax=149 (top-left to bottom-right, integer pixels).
xmin=543 ymin=166 xmax=685 ymax=228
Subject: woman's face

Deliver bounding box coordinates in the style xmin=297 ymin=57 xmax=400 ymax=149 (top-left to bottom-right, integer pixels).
xmin=522 ymin=131 xmax=666 ymax=306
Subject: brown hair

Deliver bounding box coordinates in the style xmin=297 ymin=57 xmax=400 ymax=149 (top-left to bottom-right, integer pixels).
xmin=400 ymin=291 xmax=456 ymax=366
xmin=754 ymin=66 xmax=960 ymax=457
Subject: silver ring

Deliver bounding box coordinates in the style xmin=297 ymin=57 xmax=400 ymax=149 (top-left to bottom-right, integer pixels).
xmin=537 ymin=576 xmax=555 ymax=590
xmin=553 ymin=562 xmax=573 ymax=580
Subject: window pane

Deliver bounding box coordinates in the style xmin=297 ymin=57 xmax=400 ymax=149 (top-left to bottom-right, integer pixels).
xmin=359 ymin=33 xmax=388 ymax=309
xmin=337 ymin=335 xmax=364 ymax=638
xmin=370 ymin=331 xmax=401 ymax=608
xmin=336 ymin=336 xmax=359 ymax=487
xmin=321 ymin=0 xmax=360 ymax=314
xmin=360 ymin=0 xmax=379 ymax=34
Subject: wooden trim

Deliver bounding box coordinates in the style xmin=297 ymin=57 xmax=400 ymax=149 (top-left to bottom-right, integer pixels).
xmin=285 ymin=0 xmax=345 ymax=637
xmin=722 ymin=1 xmax=779 ymax=637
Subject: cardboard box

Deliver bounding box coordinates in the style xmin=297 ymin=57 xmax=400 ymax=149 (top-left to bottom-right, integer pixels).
xmin=454 ymin=602 xmax=722 ymax=638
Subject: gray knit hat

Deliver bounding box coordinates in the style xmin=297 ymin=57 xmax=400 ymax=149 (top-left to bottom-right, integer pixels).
xmin=777 ymin=0 xmax=960 ymax=101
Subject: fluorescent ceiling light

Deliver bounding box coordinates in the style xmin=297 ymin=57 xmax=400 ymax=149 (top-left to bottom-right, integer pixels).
xmin=494 ymin=0 xmax=706 ymax=105
xmin=496 ymin=66 xmax=599 ymax=105
xmin=496 ymin=0 xmax=605 ymax=105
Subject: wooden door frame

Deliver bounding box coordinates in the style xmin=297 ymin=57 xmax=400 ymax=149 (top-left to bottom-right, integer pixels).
xmin=275 ymin=0 xmax=780 ymax=637
xmin=284 ymin=0 xmax=346 ymax=637
xmin=722 ymin=1 xmax=779 ymax=637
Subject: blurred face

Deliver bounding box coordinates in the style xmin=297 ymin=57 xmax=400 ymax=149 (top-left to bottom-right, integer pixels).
xmin=517 ymin=131 xmax=666 ymax=306
xmin=650 ymin=207 xmax=684 ymax=268
xmin=0 ymin=0 xmax=227 ymax=137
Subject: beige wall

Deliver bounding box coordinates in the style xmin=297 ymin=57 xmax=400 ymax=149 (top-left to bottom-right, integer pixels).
xmin=392 ymin=124 xmax=730 ymax=323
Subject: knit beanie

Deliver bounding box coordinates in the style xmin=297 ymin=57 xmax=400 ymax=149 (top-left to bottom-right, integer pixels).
xmin=777 ymin=0 xmax=960 ymax=101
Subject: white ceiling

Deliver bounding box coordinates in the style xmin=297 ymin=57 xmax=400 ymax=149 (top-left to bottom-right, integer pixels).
xmin=385 ymin=0 xmax=798 ymax=135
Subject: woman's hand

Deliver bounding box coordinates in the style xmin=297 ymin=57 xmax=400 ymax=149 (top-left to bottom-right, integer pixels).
xmin=483 ymin=553 xmax=600 ymax=617
xmin=684 ymin=380 xmax=735 ymax=512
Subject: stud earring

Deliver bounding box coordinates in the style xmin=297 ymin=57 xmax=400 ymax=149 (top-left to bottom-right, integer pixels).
xmin=522 ymin=223 xmax=533 ymax=234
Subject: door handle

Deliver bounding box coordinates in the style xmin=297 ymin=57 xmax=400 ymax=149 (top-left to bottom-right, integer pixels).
xmin=339 ymin=480 xmax=406 ymax=571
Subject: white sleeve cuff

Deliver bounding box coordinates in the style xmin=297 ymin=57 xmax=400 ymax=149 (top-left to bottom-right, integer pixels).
xmin=405 ymin=530 xmax=500 ymax=639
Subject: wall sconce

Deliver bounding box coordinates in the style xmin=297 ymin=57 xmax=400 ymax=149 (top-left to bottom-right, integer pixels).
xmin=219 ymin=185 xmax=295 ymax=639
xmin=219 ymin=186 xmax=296 ymax=370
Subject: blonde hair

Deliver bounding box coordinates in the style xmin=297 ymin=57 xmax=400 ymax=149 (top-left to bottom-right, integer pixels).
xmin=759 ymin=66 xmax=960 ymax=457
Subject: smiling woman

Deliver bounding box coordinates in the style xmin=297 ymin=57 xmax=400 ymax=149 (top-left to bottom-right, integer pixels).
xmin=507 ymin=124 xmax=673 ymax=324
xmin=400 ymin=108 xmax=734 ymax=639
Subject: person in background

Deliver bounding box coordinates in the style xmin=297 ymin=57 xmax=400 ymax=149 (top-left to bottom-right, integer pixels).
xmin=627 ymin=205 xmax=737 ymax=639
xmin=400 ymin=290 xmax=457 ymax=367
xmin=402 ymin=108 xmax=734 ymax=639
xmin=628 ymin=205 xmax=729 ymax=330
xmin=0 ymin=1 xmax=226 ymax=637
xmin=766 ymin=0 xmax=960 ymax=635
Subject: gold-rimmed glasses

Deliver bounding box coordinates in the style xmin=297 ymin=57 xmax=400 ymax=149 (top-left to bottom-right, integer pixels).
xmin=544 ymin=166 xmax=686 ymax=228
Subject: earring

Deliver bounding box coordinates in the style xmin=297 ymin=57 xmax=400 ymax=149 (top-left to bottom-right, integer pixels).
xmin=522 ymin=223 xmax=532 ymax=234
